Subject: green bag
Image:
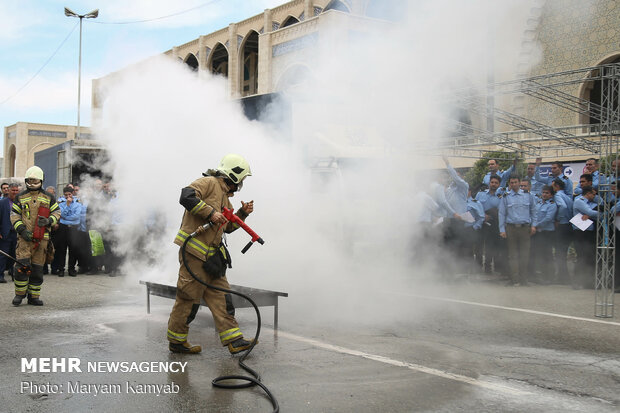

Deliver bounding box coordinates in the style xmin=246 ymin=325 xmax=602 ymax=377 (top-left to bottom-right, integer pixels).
xmin=89 ymin=230 xmax=106 ymax=257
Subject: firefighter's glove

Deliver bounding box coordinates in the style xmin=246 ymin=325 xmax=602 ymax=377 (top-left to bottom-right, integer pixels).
xmin=38 ymin=216 xmax=53 ymax=227
xmin=18 ymin=228 xmax=33 ymax=242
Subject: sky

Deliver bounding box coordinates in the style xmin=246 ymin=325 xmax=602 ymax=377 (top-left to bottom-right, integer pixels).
xmin=0 ymin=0 xmax=283 ymax=157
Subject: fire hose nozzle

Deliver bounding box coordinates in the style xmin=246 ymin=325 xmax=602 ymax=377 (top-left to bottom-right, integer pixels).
xmin=241 ymin=238 xmax=265 ymax=254
xmin=191 ymin=222 xmax=213 ymax=237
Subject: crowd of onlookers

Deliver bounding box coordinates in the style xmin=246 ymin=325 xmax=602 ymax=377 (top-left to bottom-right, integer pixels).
xmin=0 ymin=182 xmax=21 ymax=283
xmin=419 ymin=156 xmax=620 ymax=292
xmin=0 ymin=179 xmax=124 ymax=283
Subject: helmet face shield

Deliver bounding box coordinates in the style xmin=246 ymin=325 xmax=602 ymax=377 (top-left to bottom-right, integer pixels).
xmin=25 ymin=178 xmax=42 ymax=190
xmin=24 ymin=166 xmax=44 ymax=191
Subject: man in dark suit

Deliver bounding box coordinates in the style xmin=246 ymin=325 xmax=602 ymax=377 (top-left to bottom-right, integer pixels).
xmin=0 ymin=183 xmax=20 ymax=283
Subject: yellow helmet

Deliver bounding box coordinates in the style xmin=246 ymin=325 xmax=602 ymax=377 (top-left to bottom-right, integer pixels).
xmin=25 ymin=166 xmax=44 ymax=190
xmin=216 ymin=154 xmax=252 ymax=184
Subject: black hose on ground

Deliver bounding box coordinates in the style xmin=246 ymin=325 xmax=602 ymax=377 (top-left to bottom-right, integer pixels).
xmin=181 ymin=235 xmax=279 ymax=413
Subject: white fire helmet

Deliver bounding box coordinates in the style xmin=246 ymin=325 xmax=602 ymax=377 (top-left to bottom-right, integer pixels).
xmin=25 ymin=166 xmax=44 ymax=191
xmin=216 ymin=154 xmax=252 ymax=186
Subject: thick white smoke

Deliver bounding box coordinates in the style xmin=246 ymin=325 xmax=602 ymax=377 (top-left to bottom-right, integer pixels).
xmin=92 ymin=0 xmax=541 ymax=327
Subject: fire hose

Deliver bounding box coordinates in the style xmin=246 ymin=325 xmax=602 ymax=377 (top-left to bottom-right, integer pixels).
xmin=180 ymin=207 xmax=278 ymax=412
xmin=0 ymin=248 xmax=28 ymax=268
xmin=0 ymin=249 xmax=31 ymax=281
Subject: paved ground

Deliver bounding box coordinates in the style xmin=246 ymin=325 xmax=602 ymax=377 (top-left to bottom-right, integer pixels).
xmin=0 ymin=272 xmax=618 ymax=412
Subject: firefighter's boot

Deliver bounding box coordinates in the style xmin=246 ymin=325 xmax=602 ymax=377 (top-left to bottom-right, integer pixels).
xmin=12 ymin=294 xmax=25 ymax=306
xmin=27 ymin=294 xmax=44 ymax=306
xmin=0 ymin=273 xmax=6 ymax=283
xmin=169 ymin=342 xmax=202 ymax=354
xmin=228 ymin=338 xmax=257 ymax=355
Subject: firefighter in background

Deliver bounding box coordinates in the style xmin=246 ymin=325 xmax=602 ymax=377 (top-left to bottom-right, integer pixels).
xmin=10 ymin=166 xmax=60 ymax=306
xmin=168 ymin=154 xmax=255 ymax=354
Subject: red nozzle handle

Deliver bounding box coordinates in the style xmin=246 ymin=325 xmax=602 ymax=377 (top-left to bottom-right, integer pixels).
xmin=222 ymin=207 xmax=263 ymax=243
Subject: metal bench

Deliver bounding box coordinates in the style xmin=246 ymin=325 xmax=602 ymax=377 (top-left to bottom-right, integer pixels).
xmin=139 ymin=281 xmax=288 ymax=329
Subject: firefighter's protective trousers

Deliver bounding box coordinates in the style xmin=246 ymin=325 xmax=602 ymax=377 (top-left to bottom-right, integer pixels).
xmin=14 ymin=261 xmax=44 ymax=298
xmin=167 ymin=250 xmax=242 ymax=346
xmin=10 ymin=189 xmax=60 ymax=298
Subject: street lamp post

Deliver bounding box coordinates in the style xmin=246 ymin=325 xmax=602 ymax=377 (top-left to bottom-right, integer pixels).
xmin=64 ymin=7 xmax=98 ymax=140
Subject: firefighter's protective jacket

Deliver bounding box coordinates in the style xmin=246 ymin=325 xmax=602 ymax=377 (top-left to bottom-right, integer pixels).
xmin=10 ymin=190 xmax=60 ymax=240
xmin=174 ymin=176 xmax=248 ymax=261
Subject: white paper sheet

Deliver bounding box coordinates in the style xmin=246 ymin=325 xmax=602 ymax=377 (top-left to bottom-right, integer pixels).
xmin=570 ymin=213 xmax=593 ymax=231
xmin=459 ymin=211 xmax=475 ymax=223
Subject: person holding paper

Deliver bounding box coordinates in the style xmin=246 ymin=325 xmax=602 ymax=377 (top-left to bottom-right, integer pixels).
xmin=572 ymin=186 xmax=599 ymax=289
xmin=499 ymin=176 xmax=537 ymax=286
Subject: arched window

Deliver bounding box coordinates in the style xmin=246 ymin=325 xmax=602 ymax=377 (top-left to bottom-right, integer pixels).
xmin=240 ymin=31 xmax=259 ymax=96
xmin=208 ymin=43 xmax=229 ymax=77
xmin=281 ymin=15 xmax=299 ymax=28
xmin=580 ymin=55 xmax=620 ymax=129
xmin=324 ymin=0 xmax=350 ymax=13
xmin=184 ymin=54 xmax=198 ymax=72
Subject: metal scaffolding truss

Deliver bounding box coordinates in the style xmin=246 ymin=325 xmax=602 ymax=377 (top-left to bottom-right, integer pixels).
xmin=429 ymin=63 xmax=620 ymax=318
xmin=594 ymin=64 xmax=619 ymax=318
xmin=427 ymin=63 xmax=620 ymax=162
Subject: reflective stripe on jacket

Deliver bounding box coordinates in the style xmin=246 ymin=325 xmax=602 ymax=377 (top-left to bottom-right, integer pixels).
xmin=10 ymin=189 xmax=60 ymax=234
xmin=173 ymin=176 xmax=248 ymax=262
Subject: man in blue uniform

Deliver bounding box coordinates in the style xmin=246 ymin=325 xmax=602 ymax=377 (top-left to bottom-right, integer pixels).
xmin=475 ymin=175 xmax=506 ymax=275
xmin=499 ymin=176 xmax=537 ymax=286
xmin=572 ymin=186 xmax=599 ymax=289
xmin=482 ymin=158 xmax=516 ymax=187
xmin=525 ymin=162 xmax=544 ymax=197
xmin=443 ymin=156 xmax=469 ymax=271
xmin=574 ymin=159 xmax=602 ymax=195
xmin=551 ymin=178 xmax=573 ymax=284
xmin=534 ymin=158 xmax=573 ymax=196
xmin=464 ymin=187 xmax=485 ymax=274
xmin=531 ymin=186 xmax=558 ymax=284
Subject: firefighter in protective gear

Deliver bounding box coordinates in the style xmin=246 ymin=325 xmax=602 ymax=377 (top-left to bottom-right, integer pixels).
xmin=168 ymin=154 xmax=256 ymax=354
xmin=10 ymin=166 xmax=60 ymax=306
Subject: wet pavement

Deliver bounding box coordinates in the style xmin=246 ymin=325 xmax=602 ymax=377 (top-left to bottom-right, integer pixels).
xmin=0 ymin=272 xmax=618 ymax=412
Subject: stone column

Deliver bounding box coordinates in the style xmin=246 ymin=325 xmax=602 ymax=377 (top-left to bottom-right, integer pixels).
xmin=264 ymin=8 xmax=273 ymax=33
xmin=304 ymin=0 xmax=313 ymax=20
xmin=228 ymin=23 xmax=239 ymax=97
xmin=198 ymin=35 xmax=208 ymax=81
xmin=198 ymin=35 xmax=207 ymax=70
xmin=258 ymin=9 xmax=274 ymax=94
